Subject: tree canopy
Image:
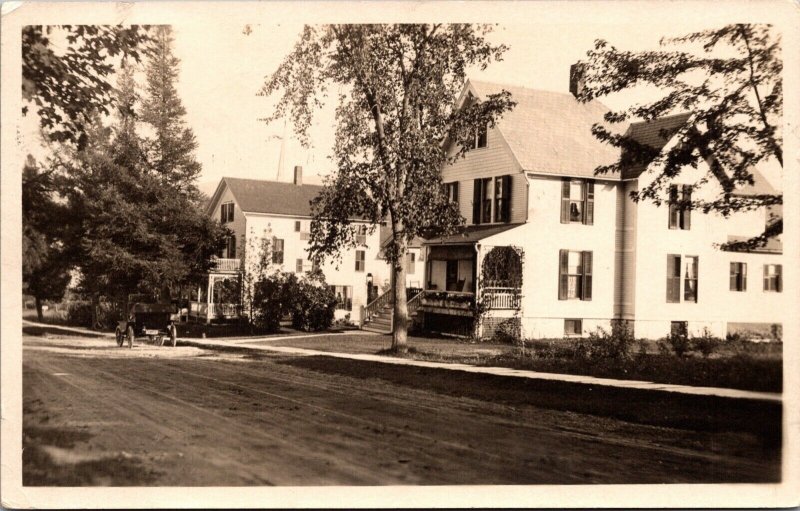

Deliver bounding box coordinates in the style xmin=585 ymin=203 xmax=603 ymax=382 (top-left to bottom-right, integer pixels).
xmin=262 ymin=24 xmax=515 ymax=350
xmin=22 ymin=25 xmax=152 ymax=149
xmin=574 ymin=23 xmax=782 ymax=248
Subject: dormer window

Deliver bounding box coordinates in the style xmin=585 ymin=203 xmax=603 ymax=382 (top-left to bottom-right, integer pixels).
xmin=220 ymin=202 xmax=234 ymax=223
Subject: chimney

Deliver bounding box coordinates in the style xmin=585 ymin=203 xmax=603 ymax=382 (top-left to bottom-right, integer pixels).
xmin=569 ymin=63 xmax=586 ymax=99
xmin=293 ymin=165 xmax=303 ymax=186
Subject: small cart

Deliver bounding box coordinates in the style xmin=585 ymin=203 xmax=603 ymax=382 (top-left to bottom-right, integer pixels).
xmin=115 ymin=302 xmax=178 ymax=348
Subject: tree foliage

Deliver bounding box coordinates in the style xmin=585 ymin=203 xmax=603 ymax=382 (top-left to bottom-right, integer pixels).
xmin=22 ymin=25 xmax=152 ymax=149
xmin=262 ymin=24 xmax=516 ymax=350
xmin=22 ymin=155 xmax=73 ymax=320
xmin=574 ymin=24 xmax=782 ymax=248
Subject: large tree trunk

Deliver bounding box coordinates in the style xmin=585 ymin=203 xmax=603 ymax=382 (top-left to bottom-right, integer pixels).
xmin=392 ymin=247 xmax=409 ymax=353
xmin=35 ymin=296 xmax=44 ymax=322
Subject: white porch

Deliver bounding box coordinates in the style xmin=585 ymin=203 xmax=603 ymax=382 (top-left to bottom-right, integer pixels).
xmin=188 ymin=258 xmax=242 ymax=324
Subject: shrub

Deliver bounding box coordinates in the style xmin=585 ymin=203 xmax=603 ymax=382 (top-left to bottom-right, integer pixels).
xmin=66 ymin=301 xmax=93 ymax=327
xmin=770 ymin=323 xmax=782 ymax=341
xmin=491 ymin=318 xmax=522 ymax=344
xmin=252 ymin=272 xmax=298 ymax=332
xmin=690 ymin=328 xmax=723 ymax=358
xmin=576 ymin=321 xmax=635 ymax=361
xmin=290 ymin=278 xmax=336 ymax=332
xmin=658 ymin=331 xmax=692 ymax=358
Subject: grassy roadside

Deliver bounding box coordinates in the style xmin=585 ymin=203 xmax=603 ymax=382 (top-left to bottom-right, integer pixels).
xmin=257 ymin=333 xmax=782 ymax=393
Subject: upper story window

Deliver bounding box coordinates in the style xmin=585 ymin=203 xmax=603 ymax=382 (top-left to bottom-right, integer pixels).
xmin=355 ymin=224 xmax=367 ymax=246
xmin=221 ymin=235 xmax=236 ymax=259
xmin=445 ymin=182 xmax=459 ymax=204
xmin=355 ymin=250 xmax=366 ymax=272
xmin=296 ymin=220 xmax=311 ymax=241
xmin=730 ymin=262 xmax=747 ymax=292
xmin=668 ymin=184 xmax=692 ymax=230
xmin=406 ymin=252 xmax=416 ymax=275
xmin=272 ymin=237 xmax=284 ymax=264
xmin=467 ymin=124 xmax=488 ymax=150
xmin=666 ymin=254 xmax=698 ymax=303
xmin=560 ymin=179 xmax=594 ymax=225
xmin=472 ymin=175 xmax=513 ymax=225
xmin=763 ymin=264 xmax=782 ymax=292
xmin=220 ymin=202 xmax=234 ymax=223
xmin=558 ymin=250 xmax=593 ymax=301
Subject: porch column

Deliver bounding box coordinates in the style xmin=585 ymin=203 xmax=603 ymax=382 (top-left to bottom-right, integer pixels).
xmin=206 ymin=275 xmax=214 ymax=325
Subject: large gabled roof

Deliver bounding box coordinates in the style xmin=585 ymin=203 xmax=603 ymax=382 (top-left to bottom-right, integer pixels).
xmin=206 ymin=177 xmax=324 ymax=217
xmin=466 ymin=80 xmax=620 ymax=179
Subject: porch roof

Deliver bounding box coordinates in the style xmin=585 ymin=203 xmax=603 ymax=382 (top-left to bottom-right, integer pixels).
xmin=424 ymin=223 xmax=524 ymax=245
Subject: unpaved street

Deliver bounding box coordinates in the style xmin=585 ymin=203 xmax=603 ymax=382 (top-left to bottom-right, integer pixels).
xmin=23 ymin=329 xmax=781 ymax=485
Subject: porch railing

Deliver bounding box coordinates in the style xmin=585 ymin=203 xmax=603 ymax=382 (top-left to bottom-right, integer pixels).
xmin=365 ymin=289 xmax=392 ymax=322
xmin=189 ymin=301 xmax=241 ymax=319
xmin=212 ymin=258 xmax=241 ymax=272
xmin=482 ymin=287 xmax=521 ymax=309
xmin=407 ymin=289 xmax=425 ymax=317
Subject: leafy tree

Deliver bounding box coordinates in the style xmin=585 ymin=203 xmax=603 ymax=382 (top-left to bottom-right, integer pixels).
xmin=22 ymin=155 xmax=72 ymax=320
xmin=573 ymin=23 xmax=782 ymax=248
xmin=262 ymin=24 xmax=515 ymax=351
xmin=239 ymin=227 xmax=275 ymax=326
xmin=22 ymin=25 xmax=152 ymax=149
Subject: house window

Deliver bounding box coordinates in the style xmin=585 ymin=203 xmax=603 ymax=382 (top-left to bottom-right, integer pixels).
xmin=564 ymin=319 xmax=582 ymax=336
xmin=445 ymin=182 xmax=459 ymax=204
xmin=683 ymin=256 xmax=698 ymax=302
xmin=468 ymin=124 xmax=488 ymax=150
xmin=311 ymin=256 xmax=321 ymax=273
xmin=668 ymin=184 xmax=692 ymax=230
xmin=222 ymin=235 xmax=236 ymax=259
xmin=560 ymin=179 xmax=594 ymax=225
xmin=220 ymin=202 xmax=234 ymax=223
xmin=558 ymin=250 xmax=592 ymax=301
xmin=494 ymin=175 xmax=512 ymax=223
xmin=294 ymin=221 xmax=301 ymax=232
xmin=332 ymin=285 xmax=352 ymax=311
xmin=671 ymin=321 xmax=688 ymax=337
xmin=355 ymin=224 xmax=367 ymax=246
xmin=296 ymin=258 xmax=304 ymax=273
xmin=355 ymin=250 xmax=365 ymax=272
xmin=272 ymin=238 xmax=284 ymax=264
xmin=406 ymin=252 xmax=416 ymax=275
xmin=730 ymin=262 xmax=747 ymax=292
xmin=763 ymin=264 xmax=782 ymax=292
xmin=666 ymin=255 xmax=698 ymax=303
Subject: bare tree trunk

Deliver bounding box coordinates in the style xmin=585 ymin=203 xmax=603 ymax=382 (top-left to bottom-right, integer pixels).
xmin=391 ymin=236 xmax=409 ymax=353
xmin=35 ymin=296 xmax=44 ymax=322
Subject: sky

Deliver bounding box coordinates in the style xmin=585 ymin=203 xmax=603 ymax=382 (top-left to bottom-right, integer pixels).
xmin=19 ymin=18 xmax=781 ymax=195
xmin=167 ymin=20 xmax=728 ymax=194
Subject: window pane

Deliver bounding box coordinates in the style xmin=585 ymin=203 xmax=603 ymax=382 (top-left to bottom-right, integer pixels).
xmin=569 ymin=201 xmax=583 ymax=222
xmin=567 ymin=251 xmax=582 ymax=274
xmin=570 ymin=181 xmax=583 ymax=200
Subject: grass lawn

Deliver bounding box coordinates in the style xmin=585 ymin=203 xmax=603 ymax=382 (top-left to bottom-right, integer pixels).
xmin=261 ymin=333 xmax=782 ymax=393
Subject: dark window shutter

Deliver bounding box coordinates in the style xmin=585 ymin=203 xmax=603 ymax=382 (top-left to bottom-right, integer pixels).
xmin=502 ymin=175 xmax=512 ymax=222
xmin=558 ymin=250 xmax=568 ymax=300
xmin=682 ymin=185 xmax=692 ymax=230
xmin=585 ymin=180 xmax=595 ymax=225
xmin=668 ymin=186 xmax=678 ymax=229
xmin=582 ymin=251 xmax=593 ymax=301
xmin=666 ymin=255 xmax=680 ymax=303
xmin=229 ymin=204 xmax=233 ymax=222
xmin=560 ymin=179 xmax=570 ymax=224
xmin=220 ymin=205 xmax=226 ymax=223
xmin=472 ymin=179 xmax=482 ymax=224
xmin=729 ymin=263 xmax=737 ymax=291
xmin=777 ymin=265 xmax=782 ymax=292
xmin=453 ymin=182 xmax=459 ymax=204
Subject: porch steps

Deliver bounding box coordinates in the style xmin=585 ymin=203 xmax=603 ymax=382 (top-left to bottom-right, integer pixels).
xmin=362 ymin=303 xmax=393 ymax=334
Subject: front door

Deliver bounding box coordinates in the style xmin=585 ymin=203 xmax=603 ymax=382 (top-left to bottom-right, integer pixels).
xmin=446 ymin=260 xmax=459 ymax=291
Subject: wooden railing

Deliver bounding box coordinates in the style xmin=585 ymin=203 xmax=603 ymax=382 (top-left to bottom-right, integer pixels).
xmin=407 ymin=289 xmax=425 ymax=317
xmin=189 ymin=301 xmax=241 ymax=319
xmin=212 ymin=258 xmax=241 ymax=272
xmin=482 ymin=287 xmax=521 ymax=309
xmin=365 ymin=289 xmax=393 ymax=322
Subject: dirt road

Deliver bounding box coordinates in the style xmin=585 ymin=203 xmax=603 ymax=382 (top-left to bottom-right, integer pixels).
xmin=22 ymin=329 xmax=781 ymax=485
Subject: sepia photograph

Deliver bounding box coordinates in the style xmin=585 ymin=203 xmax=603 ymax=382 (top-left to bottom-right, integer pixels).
xmin=1 ymin=0 xmax=798 ymax=508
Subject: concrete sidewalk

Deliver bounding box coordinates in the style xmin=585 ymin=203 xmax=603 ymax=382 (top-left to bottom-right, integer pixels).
xmin=23 ymin=320 xmax=782 ymax=402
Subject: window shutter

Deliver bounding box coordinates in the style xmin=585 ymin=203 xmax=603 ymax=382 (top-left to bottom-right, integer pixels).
xmin=729 ymin=263 xmax=737 ymax=291
xmin=742 ymin=263 xmax=747 ymax=291
xmin=584 ymin=180 xmax=595 ymax=225
xmin=560 ymin=179 xmax=570 ymax=224
xmin=667 ymin=255 xmax=680 ymax=303
xmin=668 ymin=186 xmax=678 ymax=229
xmin=220 ymin=205 xmax=226 ymax=223
xmin=472 ymin=179 xmax=481 ymax=224
xmin=558 ymin=250 xmax=568 ymax=300
xmin=453 ymin=182 xmax=459 ymax=204
xmin=229 ymin=204 xmax=233 ymax=222
xmin=682 ymin=185 xmax=692 ymax=230
xmin=229 ymin=235 xmax=236 ymax=259
xmin=777 ymin=265 xmax=782 ymax=292
xmin=582 ymin=251 xmax=593 ymax=301
xmin=502 ymin=175 xmax=512 ymax=222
